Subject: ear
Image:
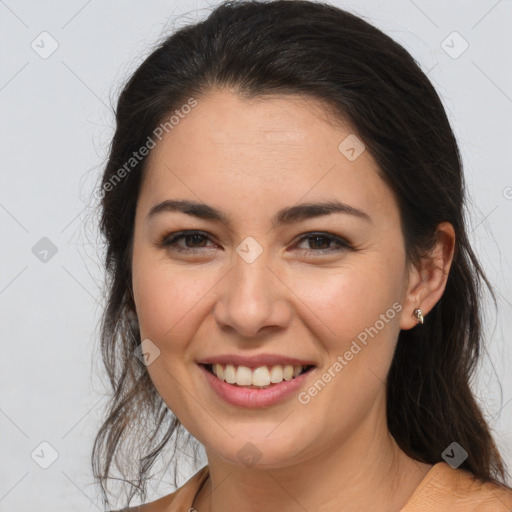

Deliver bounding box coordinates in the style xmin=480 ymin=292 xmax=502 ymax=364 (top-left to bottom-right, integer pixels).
xmin=400 ymin=222 xmax=456 ymax=330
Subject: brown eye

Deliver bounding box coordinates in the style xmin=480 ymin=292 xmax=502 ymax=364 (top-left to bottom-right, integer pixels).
xmin=158 ymin=231 xmax=218 ymax=252
xmin=294 ymin=232 xmax=352 ymax=255
xmin=180 ymin=233 xmax=209 ymax=248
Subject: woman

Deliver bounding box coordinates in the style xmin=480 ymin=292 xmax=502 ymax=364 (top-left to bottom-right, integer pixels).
xmin=91 ymin=1 xmax=512 ymax=510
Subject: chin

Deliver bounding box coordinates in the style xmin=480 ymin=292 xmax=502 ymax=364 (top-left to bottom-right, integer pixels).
xmin=205 ymin=432 xmax=312 ymax=470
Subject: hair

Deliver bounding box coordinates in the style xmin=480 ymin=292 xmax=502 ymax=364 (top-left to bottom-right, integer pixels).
xmin=91 ymin=0 xmax=510 ymax=508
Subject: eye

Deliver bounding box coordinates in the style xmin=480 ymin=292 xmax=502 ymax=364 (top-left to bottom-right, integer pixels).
xmin=293 ymin=232 xmax=352 ymax=255
xmin=156 ymin=230 xmax=218 ymax=253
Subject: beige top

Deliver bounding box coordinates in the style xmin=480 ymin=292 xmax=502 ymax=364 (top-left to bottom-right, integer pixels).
xmin=123 ymin=462 xmax=512 ymax=511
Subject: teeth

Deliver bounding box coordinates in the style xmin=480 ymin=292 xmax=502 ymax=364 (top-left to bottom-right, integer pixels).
xmin=211 ymin=364 xmax=307 ymax=386
xmin=224 ymin=364 xmax=236 ymax=384
xmin=270 ymin=365 xmax=283 ymax=383
xmin=283 ymin=365 xmax=294 ymax=381
xmin=214 ymin=364 xmax=225 ymax=381
xmin=236 ymin=365 xmax=253 ymax=385
xmin=252 ymin=366 xmax=271 ymax=386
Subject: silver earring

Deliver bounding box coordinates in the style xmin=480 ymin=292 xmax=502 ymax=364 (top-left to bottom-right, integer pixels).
xmin=413 ymin=308 xmax=424 ymax=325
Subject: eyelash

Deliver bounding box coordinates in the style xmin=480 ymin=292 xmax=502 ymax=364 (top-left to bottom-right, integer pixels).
xmin=156 ymin=230 xmax=352 ymax=256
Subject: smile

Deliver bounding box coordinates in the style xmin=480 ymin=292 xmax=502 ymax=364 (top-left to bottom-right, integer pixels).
xmin=205 ymin=363 xmax=313 ymax=389
xmin=198 ymin=362 xmax=316 ymax=408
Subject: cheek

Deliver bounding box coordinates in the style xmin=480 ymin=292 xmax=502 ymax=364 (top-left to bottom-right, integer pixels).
xmin=131 ymin=250 xmax=214 ymax=348
xmin=131 ymin=254 xmax=218 ymax=423
xmin=291 ymin=258 xmax=403 ymax=348
xmin=290 ymin=263 xmax=403 ymax=430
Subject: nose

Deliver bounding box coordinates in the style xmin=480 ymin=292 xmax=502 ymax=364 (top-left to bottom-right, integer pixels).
xmin=213 ymin=249 xmax=292 ymax=338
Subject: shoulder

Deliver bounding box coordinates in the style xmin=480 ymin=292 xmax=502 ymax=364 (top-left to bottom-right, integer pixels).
xmin=402 ymin=462 xmax=512 ymax=512
xmin=109 ymin=465 xmax=210 ymax=512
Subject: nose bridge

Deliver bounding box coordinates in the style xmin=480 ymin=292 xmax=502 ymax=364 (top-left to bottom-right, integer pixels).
xmin=214 ymin=240 xmax=289 ymax=336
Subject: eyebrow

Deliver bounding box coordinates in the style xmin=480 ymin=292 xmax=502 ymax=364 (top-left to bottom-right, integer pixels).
xmin=146 ymin=199 xmax=372 ymax=227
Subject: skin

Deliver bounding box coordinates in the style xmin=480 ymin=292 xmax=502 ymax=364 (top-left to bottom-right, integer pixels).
xmin=130 ymin=89 xmax=455 ymax=512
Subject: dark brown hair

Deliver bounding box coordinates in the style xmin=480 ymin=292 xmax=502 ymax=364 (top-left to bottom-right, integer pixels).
xmin=91 ymin=0 xmax=510 ymax=508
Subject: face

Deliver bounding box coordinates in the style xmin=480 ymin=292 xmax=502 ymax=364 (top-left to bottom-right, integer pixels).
xmin=131 ymin=89 xmax=413 ymax=468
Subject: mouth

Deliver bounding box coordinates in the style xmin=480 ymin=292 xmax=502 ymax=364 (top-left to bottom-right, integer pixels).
xmin=199 ymin=363 xmax=316 ymax=390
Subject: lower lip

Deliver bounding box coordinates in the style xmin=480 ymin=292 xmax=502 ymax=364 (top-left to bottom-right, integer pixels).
xmin=198 ymin=364 xmax=314 ymax=408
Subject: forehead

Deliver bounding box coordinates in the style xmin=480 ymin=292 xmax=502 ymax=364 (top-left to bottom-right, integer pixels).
xmin=138 ymin=89 xmax=398 ymax=226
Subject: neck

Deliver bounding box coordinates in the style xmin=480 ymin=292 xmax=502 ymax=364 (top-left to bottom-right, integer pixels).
xmin=192 ymin=399 xmax=432 ymax=512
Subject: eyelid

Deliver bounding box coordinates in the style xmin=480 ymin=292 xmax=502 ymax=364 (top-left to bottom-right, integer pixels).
xmin=294 ymin=232 xmax=352 ymax=251
xmin=156 ymin=230 xmax=218 ymax=250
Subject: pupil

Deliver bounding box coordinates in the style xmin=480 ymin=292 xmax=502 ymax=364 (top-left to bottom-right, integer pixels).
xmin=187 ymin=234 xmax=206 ymax=247
xmin=311 ymin=236 xmax=329 ymax=249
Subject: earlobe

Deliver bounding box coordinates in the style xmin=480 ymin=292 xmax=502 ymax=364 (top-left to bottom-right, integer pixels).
xmin=399 ymin=264 xmax=424 ymax=331
xmin=399 ymin=222 xmax=456 ymax=331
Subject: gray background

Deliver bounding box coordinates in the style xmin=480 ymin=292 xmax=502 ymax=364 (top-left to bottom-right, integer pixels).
xmin=1 ymin=0 xmax=511 ymax=510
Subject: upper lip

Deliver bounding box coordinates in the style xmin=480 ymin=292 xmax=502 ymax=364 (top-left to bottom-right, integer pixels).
xmin=197 ymin=353 xmax=317 ymax=369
